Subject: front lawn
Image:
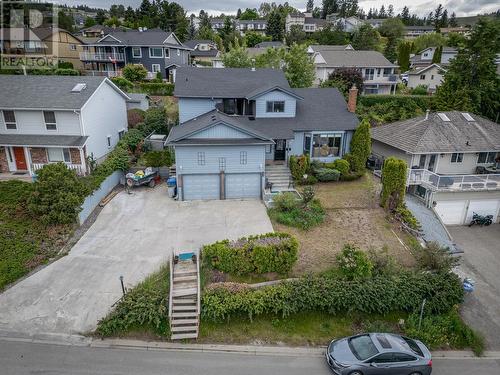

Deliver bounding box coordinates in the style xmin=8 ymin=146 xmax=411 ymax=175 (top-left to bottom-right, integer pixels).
xmin=0 ymin=180 xmax=73 ymax=290
xmin=271 ymin=173 xmax=416 ymax=275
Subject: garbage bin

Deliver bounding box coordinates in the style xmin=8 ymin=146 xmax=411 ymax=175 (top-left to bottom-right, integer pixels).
xmin=166 ymin=177 xmax=177 ymax=198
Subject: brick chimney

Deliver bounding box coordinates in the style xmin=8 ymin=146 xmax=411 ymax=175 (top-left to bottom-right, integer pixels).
xmin=347 ymin=85 xmax=358 ymax=113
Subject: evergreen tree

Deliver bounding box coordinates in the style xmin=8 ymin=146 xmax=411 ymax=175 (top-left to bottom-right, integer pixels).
xmin=174 ymin=12 xmax=189 ymax=42
xmin=236 ymin=8 xmax=242 ymax=19
xmin=379 ymin=5 xmax=386 ymax=19
xmin=401 ymin=6 xmax=410 ymax=25
xmin=95 ymin=9 xmax=106 ymax=24
xmin=449 ymin=12 xmax=458 ymax=27
xmin=349 ymin=119 xmax=371 ymax=173
xmin=306 ymin=0 xmax=314 ymax=13
xmin=352 ymin=24 xmax=381 ymax=51
xmin=397 ymin=41 xmax=412 ymax=72
xmin=58 ymin=10 xmax=74 ymax=32
xmin=199 ymin=10 xmax=211 ymax=29
xmin=433 ymin=4 xmax=443 ymax=30
xmin=284 ymin=44 xmax=315 ymax=88
xmin=286 ymin=25 xmax=308 ymax=45
xmin=440 ymin=9 xmax=448 ymax=28
xmin=124 ymin=6 xmax=136 ymax=24
xmin=267 ymin=11 xmax=284 ymax=41
xmin=432 ymin=45 xmax=442 ymax=63
xmin=387 ymin=5 xmax=394 ymax=18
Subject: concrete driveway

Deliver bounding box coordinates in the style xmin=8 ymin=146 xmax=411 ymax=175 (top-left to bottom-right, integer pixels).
xmin=0 ymin=185 xmax=273 ymax=338
xmin=448 ymin=225 xmax=500 ymax=350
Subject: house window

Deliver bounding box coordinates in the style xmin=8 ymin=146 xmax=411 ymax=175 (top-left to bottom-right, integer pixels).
xmin=223 ymin=99 xmax=236 ymax=115
xmin=303 ymin=134 xmax=311 ymax=155
xmin=477 ymin=152 xmax=496 ymax=164
xmin=266 ymin=145 xmax=272 ymax=153
xmin=431 ymin=75 xmax=434 ymax=80
xmin=47 ymin=148 xmax=71 ymax=163
xmin=152 ymin=64 xmax=161 ymax=73
xmin=365 ymin=68 xmax=375 ymax=80
xmin=218 ymin=157 xmax=226 ymax=171
xmin=266 ymin=101 xmax=285 ymax=113
xmin=377 ymin=68 xmax=382 ymax=76
xmin=451 ymin=153 xmax=463 ymax=163
xmin=132 ymin=47 xmax=142 ymax=58
xmin=6 ymin=147 xmax=13 ymax=162
xmin=149 ymin=47 xmax=163 ymax=58
xmin=383 ymin=68 xmax=392 ymax=77
xmin=70 ymin=44 xmax=77 ymax=51
xmin=3 ymin=110 xmax=16 ymax=130
xmin=177 ymin=48 xmax=180 ymax=56
xmin=240 ymin=151 xmax=247 ymax=165
xmin=107 ymin=135 xmax=111 ymax=148
xmin=420 ymin=74 xmax=426 ymax=80
xmin=197 ymin=152 xmax=205 ymax=165
xmin=118 ymin=130 xmax=125 ymax=140
xmin=364 ymin=85 xmax=378 ymax=94
xmin=43 ymin=111 xmax=57 ymax=130
xmin=312 ymin=134 xmax=342 ymax=158
xmin=165 ymin=48 xmax=170 ymax=58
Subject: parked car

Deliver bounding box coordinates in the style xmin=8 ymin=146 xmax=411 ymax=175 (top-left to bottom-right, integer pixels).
xmin=326 ymin=333 xmax=432 ymax=375
xmin=401 ymin=72 xmax=409 ymax=85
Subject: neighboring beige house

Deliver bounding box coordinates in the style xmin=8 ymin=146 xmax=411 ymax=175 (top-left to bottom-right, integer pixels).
xmin=371 ymin=111 xmax=500 ymax=225
xmin=407 ymin=64 xmax=447 ymax=93
xmin=184 ymin=40 xmax=220 ymax=65
xmin=310 ymin=47 xmax=398 ymax=94
xmin=404 ymin=25 xmax=434 ymax=38
xmin=285 ymin=12 xmax=328 ymax=33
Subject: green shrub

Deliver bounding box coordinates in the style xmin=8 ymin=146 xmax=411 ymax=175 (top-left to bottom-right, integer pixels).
xmin=340 ymin=170 xmax=365 ymax=181
xmin=138 ymin=82 xmax=175 ymax=96
xmin=201 ymin=271 xmax=464 ymax=322
xmin=336 ymin=244 xmax=373 ymax=280
xmin=315 ymin=168 xmax=340 ymax=182
xmin=112 ymin=77 xmax=134 ymax=91
xmin=202 ymin=232 xmax=298 ymax=275
xmin=96 ymin=266 xmax=170 ymax=337
xmin=269 ymin=199 xmax=325 ymax=230
xmin=301 ymin=186 xmax=315 ymax=205
xmin=127 ymin=109 xmax=146 ymax=128
xmin=57 ymin=61 xmax=74 ymax=69
xmin=28 ymin=163 xmax=87 ymax=224
xmin=395 ymin=205 xmax=420 ymax=230
xmin=380 ymin=157 xmax=407 ymax=210
xmin=326 ymin=159 xmax=350 ymax=176
xmin=143 ymin=150 xmax=172 ymax=168
xmin=289 ymin=154 xmax=310 ymax=181
xmin=54 ymin=68 xmax=79 ymax=76
xmin=119 ymin=128 xmax=145 ymax=153
xmin=368 ymin=247 xmax=398 ymax=276
xmin=273 ymin=192 xmax=299 ymax=212
xmin=349 ymin=119 xmax=371 ymax=172
xmin=358 ymin=95 xmax=432 ymax=110
xmin=415 ymin=241 xmax=459 ymax=273
xmin=411 ymin=84 xmax=429 ymax=95
xmin=123 ymin=64 xmax=148 ymax=82
xmin=405 ymin=308 xmax=484 ymax=355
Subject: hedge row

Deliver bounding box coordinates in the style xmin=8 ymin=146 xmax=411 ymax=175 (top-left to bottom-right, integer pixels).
xmin=358 ymin=95 xmax=433 ymax=111
xmin=203 ymin=232 xmax=298 ymax=275
xmin=201 ymin=271 xmax=464 ymax=321
xmin=138 ymin=82 xmax=175 ymax=96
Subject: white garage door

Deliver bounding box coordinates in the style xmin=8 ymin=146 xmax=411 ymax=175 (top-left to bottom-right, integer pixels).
xmin=466 ymin=200 xmax=500 ymax=224
xmin=226 ymin=173 xmax=261 ymax=199
xmin=183 ymin=174 xmax=219 ymax=200
xmin=435 ymin=200 xmax=466 ymax=225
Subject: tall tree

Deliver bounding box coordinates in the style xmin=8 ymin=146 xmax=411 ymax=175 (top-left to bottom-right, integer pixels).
xmin=379 ymin=5 xmax=386 ymax=19
xmin=434 ymin=18 xmax=500 ymax=121
xmin=174 ymin=12 xmax=189 ymax=42
xmin=95 ymin=9 xmax=107 ymax=24
xmin=58 ymin=10 xmax=74 ymax=32
xmin=397 ymin=41 xmax=412 ymax=72
xmin=306 ymin=0 xmax=314 ymax=13
xmin=387 ymin=5 xmax=394 ymax=18
xmin=433 ymin=4 xmax=443 ymax=30
xmin=286 ymin=24 xmax=308 ymax=45
xmin=124 ymin=6 xmax=136 ymax=24
xmin=432 ymin=45 xmax=442 ymax=63
xmin=351 ymin=24 xmax=381 ymax=51
xmin=267 ymin=11 xmax=284 ymax=41
xmin=440 ymin=9 xmax=448 ymax=29
xmin=449 ymin=12 xmax=458 ymax=27
xmin=379 ymin=18 xmax=405 ymax=63
xmin=236 ymin=8 xmax=242 ymax=19
xmin=221 ymin=38 xmax=251 ymax=68
xmin=240 ymin=8 xmax=259 ymax=20
xmin=283 ymin=43 xmax=315 ymax=88
xmin=401 ymin=6 xmax=410 ymax=25
xmin=322 ymin=0 xmax=339 ymax=19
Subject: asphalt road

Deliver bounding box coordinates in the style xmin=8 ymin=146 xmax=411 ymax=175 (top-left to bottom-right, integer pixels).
xmin=1 ymin=341 xmax=499 ymax=375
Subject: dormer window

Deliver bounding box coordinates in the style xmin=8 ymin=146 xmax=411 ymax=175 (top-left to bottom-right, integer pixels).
xmin=3 ymin=110 xmax=16 ymax=130
xmin=266 ymin=101 xmax=285 ymax=113
xmin=44 ymin=111 xmax=57 ymax=130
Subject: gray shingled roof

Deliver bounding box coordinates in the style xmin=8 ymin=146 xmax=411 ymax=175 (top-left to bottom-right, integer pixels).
xmin=167 ymin=87 xmax=358 ymax=142
xmin=309 ymin=44 xmax=353 ymax=52
xmin=255 ymin=41 xmax=284 ymax=48
xmin=174 ymin=67 xmax=291 ymax=98
xmin=184 ymin=39 xmax=216 ymax=49
xmin=317 ymin=50 xmax=397 ymax=68
xmin=0 ymin=134 xmax=88 ymax=147
xmin=371 ymin=111 xmax=500 ymax=153
xmin=91 ymin=29 xmax=190 ymax=49
xmin=0 ymin=75 xmax=128 ymax=110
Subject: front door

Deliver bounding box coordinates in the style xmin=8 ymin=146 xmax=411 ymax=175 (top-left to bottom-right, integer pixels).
xmin=13 ymin=147 xmax=27 ymax=170
xmin=428 ymin=154 xmax=437 ymax=172
xmin=274 ymin=139 xmax=286 ymax=161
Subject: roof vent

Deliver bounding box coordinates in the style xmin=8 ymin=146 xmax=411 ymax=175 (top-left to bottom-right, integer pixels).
xmin=437 ymin=113 xmax=451 ymax=122
xmin=461 ymin=112 xmax=475 ymax=122
xmin=71 ymin=83 xmax=87 ymax=93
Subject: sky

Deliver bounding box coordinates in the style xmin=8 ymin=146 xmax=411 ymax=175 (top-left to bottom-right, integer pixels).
xmin=59 ymin=0 xmax=499 ymax=17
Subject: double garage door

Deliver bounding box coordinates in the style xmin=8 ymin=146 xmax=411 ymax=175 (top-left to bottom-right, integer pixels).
xmin=435 ymin=199 xmax=500 ymax=225
xmin=182 ymin=173 xmax=261 ymax=201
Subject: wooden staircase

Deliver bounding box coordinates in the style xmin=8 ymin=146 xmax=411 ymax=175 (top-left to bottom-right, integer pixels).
xmin=169 ymin=252 xmax=200 ymax=340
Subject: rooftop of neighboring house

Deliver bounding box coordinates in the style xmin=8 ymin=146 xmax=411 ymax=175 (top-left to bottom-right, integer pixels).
xmin=184 ymin=39 xmax=219 ymax=57
xmin=405 ymin=25 xmax=435 ymax=31
xmin=308 ymin=44 xmax=354 ymax=53
xmin=76 ymin=24 xmax=131 ymax=36
xmin=167 ymin=86 xmax=358 ymax=142
xmin=246 ymin=47 xmax=268 ymax=57
xmin=237 ymin=19 xmax=267 ymax=25
xmin=315 ymin=50 xmax=397 ymax=68
xmin=408 ymin=63 xmax=446 ymax=75
xmin=174 ymin=67 xmax=293 ymax=99
xmin=305 ymin=17 xmax=328 ymax=26
xmin=255 ymin=41 xmax=284 ymax=48
xmin=0 ymin=26 xmax=83 ymax=43
xmin=85 ymin=28 xmax=190 ymax=49
xmin=410 ymin=46 xmax=458 ymax=65
xmin=0 ymin=75 xmax=129 ymax=110
xmin=371 ymin=111 xmax=500 ymax=153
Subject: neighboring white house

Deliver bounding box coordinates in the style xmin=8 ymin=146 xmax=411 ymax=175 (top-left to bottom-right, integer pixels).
xmin=126 ymin=93 xmax=150 ymax=111
xmin=410 ymin=47 xmax=458 ymax=68
xmin=285 ymin=12 xmax=328 ymax=33
xmin=407 ymin=64 xmax=447 ymax=93
xmin=404 ymin=25 xmax=435 ymax=38
xmin=371 ymin=111 xmax=500 ymax=225
xmin=0 ymin=76 xmax=129 ymax=177
xmin=311 ymin=47 xmax=398 ymax=94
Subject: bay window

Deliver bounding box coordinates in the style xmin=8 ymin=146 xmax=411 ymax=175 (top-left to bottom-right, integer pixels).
xmin=312 ymin=134 xmax=342 ymax=158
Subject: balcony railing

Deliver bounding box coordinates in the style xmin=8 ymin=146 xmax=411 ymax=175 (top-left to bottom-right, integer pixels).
xmin=32 ymin=163 xmax=86 ymax=176
xmin=80 ymin=52 xmax=125 ymax=61
xmin=85 ymin=70 xmax=121 ymax=78
xmin=408 ymin=169 xmax=500 ymax=192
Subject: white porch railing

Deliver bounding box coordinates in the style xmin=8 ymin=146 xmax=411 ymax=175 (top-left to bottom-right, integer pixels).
xmin=80 ymin=52 xmax=125 ymax=61
xmin=32 ymin=163 xmax=85 ymax=176
xmin=86 ymin=70 xmax=121 ymax=78
xmin=408 ymin=169 xmax=500 ymax=192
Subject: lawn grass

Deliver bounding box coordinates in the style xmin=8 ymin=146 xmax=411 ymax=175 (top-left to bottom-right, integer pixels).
xmin=0 ymin=180 xmax=73 ymax=290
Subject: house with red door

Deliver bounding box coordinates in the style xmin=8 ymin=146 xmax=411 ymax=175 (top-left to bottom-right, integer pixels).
xmin=0 ymin=75 xmax=129 ymax=178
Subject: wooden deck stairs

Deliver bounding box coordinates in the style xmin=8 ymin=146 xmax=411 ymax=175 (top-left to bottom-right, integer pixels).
xmin=169 ymin=252 xmax=200 ymax=340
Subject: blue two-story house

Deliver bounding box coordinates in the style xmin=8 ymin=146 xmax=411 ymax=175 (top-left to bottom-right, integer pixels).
xmin=80 ymin=28 xmax=191 ymax=81
xmin=166 ymin=67 xmax=359 ymax=200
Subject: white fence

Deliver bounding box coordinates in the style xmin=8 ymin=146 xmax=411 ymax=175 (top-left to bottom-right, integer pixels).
xmin=408 ymin=169 xmax=500 ymax=192
xmin=32 ymin=163 xmax=85 ymax=176
xmin=78 ymin=171 xmax=123 ymax=225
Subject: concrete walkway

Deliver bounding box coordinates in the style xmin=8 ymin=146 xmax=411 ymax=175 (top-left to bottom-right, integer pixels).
xmin=405 ymin=195 xmax=457 ymax=252
xmin=0 ymin=185 xmax=273 ymax=337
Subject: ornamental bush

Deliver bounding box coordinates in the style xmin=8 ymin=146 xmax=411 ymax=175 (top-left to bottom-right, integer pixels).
xmin=143 ymin=150 xmax=172 ymax=168
xmin=202 ymin=232 xmax=299 ymax=275
xmin=349 ymin=119 xmax=371 ymax=173
xmin=122 ymin=64 xmax=147 ymax=82
xmin=112 ymin=77 xmax=134 ymax=92
xmin=201 ymin=271 xmax=464 ymax=322
xmin=289 ymin=154 xmax=310 ymax=181
xmin=327 ymin=159 xmax=350 ymax=176
xmin=380 ymin=157 xmax=408 ymax=210
xmin=315 ymin=168 xmax=340 ymax=182
xmin=336 ymin=244 xmax=374 ymax=280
